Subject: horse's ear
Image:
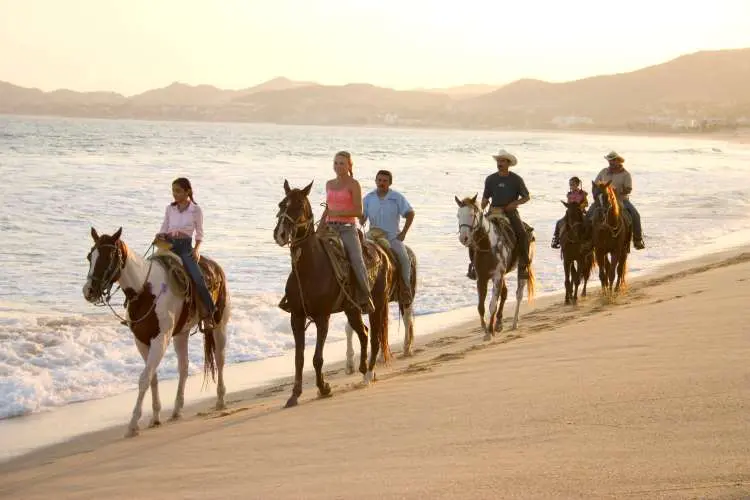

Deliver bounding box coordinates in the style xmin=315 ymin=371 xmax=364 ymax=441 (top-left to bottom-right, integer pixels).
xmin=454 ymin=195 xmax=463 ymax=207
xmin=301 ymin=181 xmax=313 ymax=197
xmin=471 ymin=193 xmax=478 ymax=204
xmin=283 ymin=179 xmax=291 ymax=195
xmin=112 ymin=227 xmax=122 ymax=241
xmin=604 ymin=180 xmax=612 ymax=187
xmin=561 ymin=200 xmax=569 ymax=207
xmin=90 ymin=227 xmax=99 ymax=242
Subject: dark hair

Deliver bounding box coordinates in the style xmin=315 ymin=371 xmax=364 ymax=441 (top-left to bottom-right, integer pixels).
xmin=569 ymin=176 xmax=582 ymax=186
xmin=171 ymin=177 xmax=197 ymax=205
xmin=375 ymin=169 xmax=393 ymax=183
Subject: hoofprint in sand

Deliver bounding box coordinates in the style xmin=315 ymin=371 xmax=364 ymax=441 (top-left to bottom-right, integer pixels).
xmin=2 ymin=248 xmax=749 ymax=498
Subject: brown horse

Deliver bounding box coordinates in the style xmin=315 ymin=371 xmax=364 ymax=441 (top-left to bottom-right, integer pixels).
xmin=83 ymin=228 xmax=230 ymax=437
xmin=274 ymin=180 xmax=392 ymax=408
xmin=559 ymin=200 xmax=595 ymax=304
xmin=591 ymin=181 xmax=631 ymax=296
xmin=455 ymin=195 xmax=536 ymax=338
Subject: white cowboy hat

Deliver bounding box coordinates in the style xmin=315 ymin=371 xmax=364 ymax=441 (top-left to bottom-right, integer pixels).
xmin=492 ymin=149 xmax=518 ymax=166
xmin=604 ymin=151 xmax=625 ymax=163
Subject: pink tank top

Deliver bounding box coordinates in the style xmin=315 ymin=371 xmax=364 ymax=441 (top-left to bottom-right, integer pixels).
xmin=326 ymin=187 xmax=356 ymax=224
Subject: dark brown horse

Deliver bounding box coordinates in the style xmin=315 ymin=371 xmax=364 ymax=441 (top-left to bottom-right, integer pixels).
xmin=559 ymin=200 xmax=595 ymax=304
xmin=274 ymin=180 xmax=392 ymax=408
xmin=591 ymin=181 xmax=631 ymax=296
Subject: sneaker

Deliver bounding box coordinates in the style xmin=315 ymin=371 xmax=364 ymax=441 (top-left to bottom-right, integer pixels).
xmin=634 ymin=239 xmax=645 ymax=250
xmin=466 ymin=264 xmax=477 ymax=281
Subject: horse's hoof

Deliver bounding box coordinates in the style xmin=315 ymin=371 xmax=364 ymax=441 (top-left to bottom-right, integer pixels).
xmin=318 ymin=383 xmax=332 ymax=398
xmin=125 ymin=427 xmax=139 ymax=438
xmin=403 ymin=348 xmax=414 ymax=358
xmin=169 ymin=413 xmax=182 ymax=422
xmin=345 ymin=362 xmax=355 ymax=375
xmin=215 ymin=402 xmax=227 ymax=411
xmin=483 ymin=333 xmax=492 ymax=341
xmin=363 ymin=371 xmax=374 ymax=385
xmin=285 ymin=396 xmax=299 ymax=408
xmin=148 ymin=419 xmax=161 ymax=428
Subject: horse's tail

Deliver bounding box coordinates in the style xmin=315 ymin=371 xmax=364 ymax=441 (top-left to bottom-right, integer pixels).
xmin=202 ymin=331 xmax=217 ymax=389
xmin=202 ymin=264 xmax=228 ymax=389
xmin=527 ymin=263 xmax=536 ymax=303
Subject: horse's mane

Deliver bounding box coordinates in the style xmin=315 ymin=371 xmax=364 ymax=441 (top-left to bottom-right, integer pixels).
xmin=598 ymin=182 xmax=620 ymax=219
xmin=461 ymin=197 xmax=480 ymax=211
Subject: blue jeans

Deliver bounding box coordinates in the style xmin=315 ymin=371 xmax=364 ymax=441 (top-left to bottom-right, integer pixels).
xmin=329 ymin=223 xmax=373 ymax=304
xmin=169 ymin=238 xmax=215 ymax=317
xmin=388 ymin=238 xmax=412 ymax=286
xmin=587 ymin=200 xmax=642 ymax=240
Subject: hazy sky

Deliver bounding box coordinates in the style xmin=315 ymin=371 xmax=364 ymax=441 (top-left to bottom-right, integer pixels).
xmin=2 ymin=0 xmax=749 ymax=95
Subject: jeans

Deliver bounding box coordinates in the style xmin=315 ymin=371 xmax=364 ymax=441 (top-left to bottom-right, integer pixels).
xmin=587 ymin=200 xmax=642 ymax=240
xmin=388 ymin=237 xmax=412 ymax=286
xmin=170 ymin=238 xmax=215 ymax=317
xmin=504 ymin=209 xmax=529 ymax=271
xmin=329 ymin=223 xmax=373 ymax=303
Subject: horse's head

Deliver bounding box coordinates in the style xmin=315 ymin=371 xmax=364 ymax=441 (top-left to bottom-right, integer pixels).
xmin=455 ymin=194 xmax=480 ymax=247
xmin=594 ymin=180 xmax=620 ymax=220
xmin=274 ymin=180 xmax=314 ymax=247
xmin=83 ymin=227 xmax=126 ymax=303
xmin=561 ymin=200 xmax=586 ymax=224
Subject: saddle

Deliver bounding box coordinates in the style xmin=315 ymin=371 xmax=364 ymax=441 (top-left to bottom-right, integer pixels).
xmin=486 ymin=209 xmax=536 ymax=245
xmin=366 ymin=228 xmax=414 ymax=305
xmin=150 ymin=249 xmax=223 ymax=316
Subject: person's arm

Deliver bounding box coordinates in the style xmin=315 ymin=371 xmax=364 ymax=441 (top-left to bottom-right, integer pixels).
xmin=359 ymin=194 xmax=369 ymax=226
xmin=622 ymin=172 xmax=633 ymax=196
xmin=193 ymin=205 xmax=204 ymax=261
xmin=504 ymin=177 xmax=530 ymax=212
xmin=481 ymin=175 xmax=492 ymax=210
xmin=156 ymin=205 xmax=169 ymax=238
xmin=398 ymin=210 xmax=415 ymax=241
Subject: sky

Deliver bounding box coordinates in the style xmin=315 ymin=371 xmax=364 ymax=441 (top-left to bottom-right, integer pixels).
xmin=1 ymin=0 xmax=749 ymax=96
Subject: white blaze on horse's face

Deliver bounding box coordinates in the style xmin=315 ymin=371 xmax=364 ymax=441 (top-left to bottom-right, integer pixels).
xmin=457 ymin=205 xmax=476 ymax=247
xmin=274 ymin=200 xmax=290 ymax=246
xmin=82 ymin=248 xmax=100 ymax=303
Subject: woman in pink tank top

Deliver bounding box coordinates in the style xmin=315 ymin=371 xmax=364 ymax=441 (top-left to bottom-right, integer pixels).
xmin=323 ymin=151 xmax=375 ymax=314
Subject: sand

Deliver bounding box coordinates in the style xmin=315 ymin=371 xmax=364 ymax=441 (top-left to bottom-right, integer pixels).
xmin=1 ymin=248 xmax=749 ymax=499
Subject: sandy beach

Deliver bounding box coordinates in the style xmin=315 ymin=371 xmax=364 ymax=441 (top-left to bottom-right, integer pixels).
xmin=1 ymin=247 xmax=749 ymax=499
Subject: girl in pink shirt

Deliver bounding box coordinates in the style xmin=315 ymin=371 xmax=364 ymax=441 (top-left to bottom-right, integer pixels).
xmin=552 ymin=176 xmax=589 ymax=249
xmin=155 ymin=177 xmax=216 ymax=330
xmin=321 ymin=151 xmax=374 ymax=314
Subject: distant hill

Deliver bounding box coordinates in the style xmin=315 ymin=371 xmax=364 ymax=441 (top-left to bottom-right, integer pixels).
xmin=2 ymin=48 xmax=749 ymax=131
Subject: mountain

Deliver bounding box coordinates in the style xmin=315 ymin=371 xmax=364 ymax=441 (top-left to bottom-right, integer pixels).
xmin=1 ymin=48 xmax=749 ymax=130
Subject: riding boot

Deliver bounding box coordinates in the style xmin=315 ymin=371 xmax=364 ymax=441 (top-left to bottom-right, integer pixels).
xmin=466 ymin=247 xmax=476 ymax=280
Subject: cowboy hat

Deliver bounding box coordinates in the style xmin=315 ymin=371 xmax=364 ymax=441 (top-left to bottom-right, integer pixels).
xmin=492 ymin=149 xmax=518 ymax=166
xmin=604 ymin=151 xmax=625 ymax=163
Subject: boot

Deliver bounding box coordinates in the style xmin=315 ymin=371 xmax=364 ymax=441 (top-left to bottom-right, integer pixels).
xmin=466 ymin=263 xmax=477 ymax=280
xmin=551 ymin=234 xmax=561 ymax=249
xmin=634 ymin=238 xmax=645 ymax=250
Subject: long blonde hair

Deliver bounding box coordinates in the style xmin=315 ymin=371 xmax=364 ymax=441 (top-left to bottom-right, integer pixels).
xmin=335 ymin=151 xmax=354 ymax=177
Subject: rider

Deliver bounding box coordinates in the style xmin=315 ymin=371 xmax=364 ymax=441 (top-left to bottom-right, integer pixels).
xmin=322 ymin=151 xmax=376 ymax=314
xmin=551 ymin=176 xmax=589 ymax=249
xmin=467 ymin=149 xmax=531 ymax=280
xmin=155 ymin=177 xmax=216 ymax=330
xmin=587 ymin=151 xmax=645 ymax=250
xmin=361 ymin=169 xmax=415 ymax=306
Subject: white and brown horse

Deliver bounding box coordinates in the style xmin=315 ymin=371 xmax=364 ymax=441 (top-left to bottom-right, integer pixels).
xmin=83 ymin=227 xmax=230 ymax=437
xmin=455 ymin=195 xmax=536 ymax=338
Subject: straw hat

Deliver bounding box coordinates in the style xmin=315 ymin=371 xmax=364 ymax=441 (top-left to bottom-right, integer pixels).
xmin=492 ymin=149 xmax=518 ymax=166
xmin=604 ymin=151 xmax=625 ymax=163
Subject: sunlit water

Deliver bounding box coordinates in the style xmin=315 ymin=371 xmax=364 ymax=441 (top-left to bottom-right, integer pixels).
xmin=1 ymin=115 xmax=749 ymax=419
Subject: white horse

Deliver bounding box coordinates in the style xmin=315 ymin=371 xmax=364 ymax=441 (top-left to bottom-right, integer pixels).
xmin=82 ymin=227 xmax=230 ymax=437
xmin=455 ymin=195 xmax=536 ymax=339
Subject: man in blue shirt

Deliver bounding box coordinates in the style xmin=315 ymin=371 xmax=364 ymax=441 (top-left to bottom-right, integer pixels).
xmin=361 ymin=169 xmax=416 ymax=305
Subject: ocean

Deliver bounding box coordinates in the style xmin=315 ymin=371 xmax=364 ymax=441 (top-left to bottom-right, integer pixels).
xmin=2 ymin=114 xmax=750 ymax=426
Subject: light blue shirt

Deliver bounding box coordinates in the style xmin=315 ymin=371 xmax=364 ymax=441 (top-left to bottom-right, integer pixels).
xmin=363 ymin=189 xmax=413 ymax=240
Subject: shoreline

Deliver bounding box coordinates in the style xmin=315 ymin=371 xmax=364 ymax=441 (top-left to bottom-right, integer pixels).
xmin=2 ymin=242 xmax=749 ymax=476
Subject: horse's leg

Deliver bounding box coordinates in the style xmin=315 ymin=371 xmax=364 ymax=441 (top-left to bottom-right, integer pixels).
xmin=608 ymin=252 xmax=618 ymax=295
xmin=615 ymin=250 xmax=628 ymax=293
xmin=477 ymin=274 xmax=488 ymax=331
xmin=285 ymin=312 xmax=306 ymax=408
xmin=582 ymin=253 xmax=592 ymax=297
xmin=572 ymin=257 xmax=581 ymax=304
xmin=596 ymin=249 xmax=608 ymax=294
xmin=486 ymin=272 xmax=503 ymax=340
xmin=564 ymin=256 xmax=572 ymax=305
xmin=511 ymin=274 xmax=525 ymax=330
xmin=401 ymin=304 xmax=415 ymax=357
xmin=127 ymin=332 xmax=170 ymax=438
xmin=344 ymin=309 xmax=369 ymax=377
xmin=311 ymin=314 xmax=331 ymax=398
xmin=135 ymin=340 xmax=162 ymax=429
xmin=344 ymin=321 xmax=356 ymax=375
xmin=170 ymin=332 xmax=189 ymax=421
xmin=213 ymin=323 xmax=228 ymax=410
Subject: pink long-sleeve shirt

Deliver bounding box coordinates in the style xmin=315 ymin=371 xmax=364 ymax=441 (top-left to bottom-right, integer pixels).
xmin=159 ymin=202 xmax=204 ymax=241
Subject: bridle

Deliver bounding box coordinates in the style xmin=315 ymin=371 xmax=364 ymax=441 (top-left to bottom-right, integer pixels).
xmin=276 ymin=200 xmax=315 ymax=248
xmin=86 ymin=240 xmax=127 ymax=304
xmin=459 ymin=205 xmax=490 ymax=252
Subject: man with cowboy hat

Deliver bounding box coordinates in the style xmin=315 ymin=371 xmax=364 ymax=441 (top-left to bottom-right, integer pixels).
xmin=588 ymin=150 xmax=645 ymax=250
xmin=466 ymin=149 xmax=531 ymax=280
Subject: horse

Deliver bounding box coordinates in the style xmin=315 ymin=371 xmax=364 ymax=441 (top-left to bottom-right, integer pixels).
xmin=82 ymin=227 xmax=230 ymax=438
xmin=274 ymin=180 xmax=393 ymax=408
xmin=455 ymin=195 xmax=536 ymax=339
xmin=591 ymin=181 xmax=631 ymax=296
xmin=344 ymin=234 xmax=417 ymax=369
xmin=559 ymin=200 xmax=595 ymax=304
